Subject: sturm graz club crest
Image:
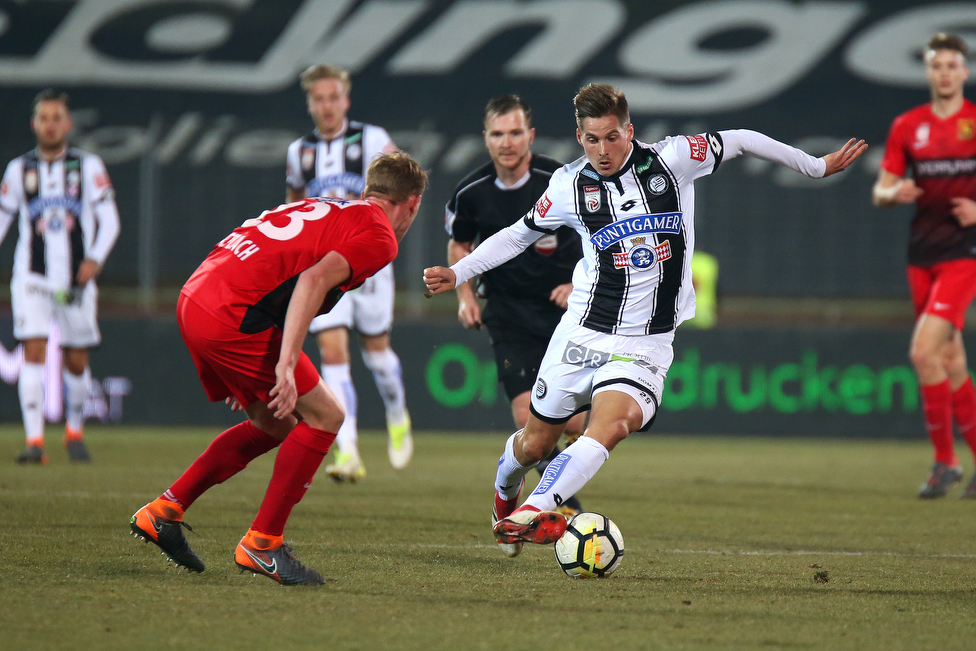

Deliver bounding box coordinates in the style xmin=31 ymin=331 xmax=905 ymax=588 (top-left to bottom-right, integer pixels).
xmin=612 ymin=237 xmax=672 ymax=270
xmin=647 ymin=174 xmax=668 ymax=195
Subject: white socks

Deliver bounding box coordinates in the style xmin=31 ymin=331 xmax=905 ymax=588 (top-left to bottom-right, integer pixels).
xmin=63 ymin=367 xmax=91 ymax=433
xmin=321 ymin=363 xmax=358 ymax=455
xmin=361 ymin=348 xmax=407 ymax=425
xmin=19 ymin=362 xmax=45 ymax=444
xmin=523 ymin=437 xmax=609 ymax=512
xmin=494 ymin=430 xmax=532 ymax=499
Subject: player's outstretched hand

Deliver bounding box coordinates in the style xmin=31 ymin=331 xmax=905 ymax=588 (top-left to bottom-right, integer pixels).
xmin=268 ymin=363 xmax=298 ymax=419
xmin=951 ymin=197 xmax=976 ymax=227
xmin=423 ymin=266 xmax=457 ymax=296
xmin=225 ymin=396 xmax=245 ymax=412
xmin=821 ymin=138 xmax=868 ymax=177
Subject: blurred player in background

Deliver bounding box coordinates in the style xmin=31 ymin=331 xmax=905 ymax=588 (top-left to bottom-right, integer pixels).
xmin=445 ymin=95 xmax=585 ymax=551
xmin=130 ymin=152 xmax=427 ymax=586
xmin=425 ymin=84 xmax=865 ymax=552
xmin=0 ymin=89 xmax=120 ymax=465
xmin=286 ymin=64 xmax=411 ymax=482
xmin=873 ymin=33 xmax=976 ymax=499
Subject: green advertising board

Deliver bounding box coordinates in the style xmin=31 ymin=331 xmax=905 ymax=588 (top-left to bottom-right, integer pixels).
xmin=0 ymin=317 xmax=937 ymax=438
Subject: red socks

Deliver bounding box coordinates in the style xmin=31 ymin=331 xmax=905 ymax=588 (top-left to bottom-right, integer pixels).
xmin=952 ymin=377 xmax=976 ymax=460
xmin=921 ymin=380 xmax=956 ymax=465
xmin=251 ymin=422 xmax=336 ymax=537
xmin=165 ymin=421 xmax=281 ymax=509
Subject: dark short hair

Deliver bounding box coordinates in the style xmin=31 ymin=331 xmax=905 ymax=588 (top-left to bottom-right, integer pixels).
xmin=32 ymin=89 xmax=69 ymax=114
xmin=574 ymin=84 xmax=629 ymax=129
xmin=484 ymin=95 xmax=532 ymax=128
xmin=364 ymin=151 xmax=429 ymax=204
xmin=927 ymin=32 xmax=968 ymax=58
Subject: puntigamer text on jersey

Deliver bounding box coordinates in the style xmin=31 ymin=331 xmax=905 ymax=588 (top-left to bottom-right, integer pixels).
xmin=588 ymin=212 xmax=684 ymax=250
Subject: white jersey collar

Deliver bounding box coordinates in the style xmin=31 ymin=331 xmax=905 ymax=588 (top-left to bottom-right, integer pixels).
xmin=494 ymin=168 xmax=532 ymax=191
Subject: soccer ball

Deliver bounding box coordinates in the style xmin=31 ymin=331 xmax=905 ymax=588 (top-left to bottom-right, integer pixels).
xmin=553 ymin=512 xmax=624 ymax=578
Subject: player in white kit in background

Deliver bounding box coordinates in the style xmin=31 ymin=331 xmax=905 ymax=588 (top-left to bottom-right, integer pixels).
xmin=424 ymin=84 xmax=866 ymax=554
xmin=286 ymin=65 xmax=411 ymax=481
xmin=0 ymin=89 xmax=120 ymax=464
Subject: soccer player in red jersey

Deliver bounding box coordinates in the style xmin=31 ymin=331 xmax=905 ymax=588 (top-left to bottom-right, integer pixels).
xmin=874 ymin=33 xmax=976 ymax=498
xmin=129 ymin=152 xmax=427 ymax=584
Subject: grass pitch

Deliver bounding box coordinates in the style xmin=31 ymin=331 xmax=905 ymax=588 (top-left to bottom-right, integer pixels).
xmin=3 ymin=425 xmax=976 ymax=650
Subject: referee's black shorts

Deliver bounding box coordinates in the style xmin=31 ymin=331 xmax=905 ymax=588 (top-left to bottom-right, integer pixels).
xmin=483 ymin=297 xmax=563 ymax=402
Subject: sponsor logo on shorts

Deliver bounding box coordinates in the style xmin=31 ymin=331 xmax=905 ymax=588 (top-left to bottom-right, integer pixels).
xmin=531 ymin=453 xmax=568 ymax=496
xmin=562 ymin=340 xmax=612 ymax=368
xmin=25 ymin=283 xmax=56 ymax=299
xmin=535 ymin=378 xmax=547 ymax=399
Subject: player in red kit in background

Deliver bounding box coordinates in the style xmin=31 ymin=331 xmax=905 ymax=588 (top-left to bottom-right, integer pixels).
xmin=874 ymin=33 xmax=976 ymax=498
xmin=129 ymin=152 xmax=427 ymax=585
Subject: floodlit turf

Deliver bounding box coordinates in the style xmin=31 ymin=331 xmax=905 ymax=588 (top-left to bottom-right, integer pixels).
xmin=3 ymin=425 xmax=976 ymax=650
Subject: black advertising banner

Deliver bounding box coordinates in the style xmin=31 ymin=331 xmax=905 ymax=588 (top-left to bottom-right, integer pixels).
xmin=0 ymin=317 xmax=938 ymax=438
xmin=0 ymin=0 xmax=971 ymax=297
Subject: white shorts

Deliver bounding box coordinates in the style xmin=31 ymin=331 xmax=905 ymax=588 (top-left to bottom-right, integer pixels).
xmin=11 ymin=273 xmax=101 ymax=348
xmin=309 ymin=263 xmax=394 ymax=337
xmin=530 ymin=314 xmax=674 ymax=429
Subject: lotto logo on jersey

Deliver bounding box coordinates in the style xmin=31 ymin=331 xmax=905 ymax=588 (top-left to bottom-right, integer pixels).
xmin=535 ymin=193 xmax=552 ymax=218
xmin=583 ymin=185 xmax=601 ymax=212
xmin=687 ymin=135 xmax=708 ymax=161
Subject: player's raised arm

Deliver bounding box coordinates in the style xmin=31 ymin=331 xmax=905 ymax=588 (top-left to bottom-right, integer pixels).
xmin=425 ymin=218 xmax=544 ymax=297
xmin=718 ymin=129 xmax=866 ymax=178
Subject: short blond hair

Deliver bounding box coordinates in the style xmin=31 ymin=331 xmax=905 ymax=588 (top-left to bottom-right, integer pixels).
xmin=364 ymin=151 xmax=428 ymax=204
xmin=300 ymin=64 xmax=351 ymax=94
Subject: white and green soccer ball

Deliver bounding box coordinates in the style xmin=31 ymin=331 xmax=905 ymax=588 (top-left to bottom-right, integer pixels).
xmin=553 ymin=512 xmax=624 ymax=578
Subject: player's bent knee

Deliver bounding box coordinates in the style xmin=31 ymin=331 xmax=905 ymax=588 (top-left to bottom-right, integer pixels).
xmin=290 ymin=421 xmax=338 ymax=455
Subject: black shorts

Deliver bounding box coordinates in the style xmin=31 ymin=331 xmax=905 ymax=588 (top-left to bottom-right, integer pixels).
xmin=483 ymin=296 xmax=564 ymax=402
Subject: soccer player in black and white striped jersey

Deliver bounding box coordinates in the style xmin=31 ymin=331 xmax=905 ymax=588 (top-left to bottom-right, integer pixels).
xmin=1 ymin=90 xmax=120 ymax=465
xmin=425 ymin=84 xmax=866 ymax=550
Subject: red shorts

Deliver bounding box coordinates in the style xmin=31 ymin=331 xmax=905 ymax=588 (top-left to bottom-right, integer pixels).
xmin=177 ymin=294 xmax=320 ymax=408
xmin=907 ymin=259 xmax=976 ymax=330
